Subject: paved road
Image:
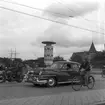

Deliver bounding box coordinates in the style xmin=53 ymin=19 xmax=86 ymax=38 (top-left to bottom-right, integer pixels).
xmin=0 ymin=75 xmax=105 ymax=101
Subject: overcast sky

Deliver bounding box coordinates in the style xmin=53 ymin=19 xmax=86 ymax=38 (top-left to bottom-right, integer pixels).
xmin=0 ymin=0 xmax=105 ymax=60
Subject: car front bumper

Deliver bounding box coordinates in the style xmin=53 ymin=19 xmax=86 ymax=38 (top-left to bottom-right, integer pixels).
xmin=25 ymin=77 xmax=47 ymax=85
xmin=33 ymin=78 xmax=47 ymax=85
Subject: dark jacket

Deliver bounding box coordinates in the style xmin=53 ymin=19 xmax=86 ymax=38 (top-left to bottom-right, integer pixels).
xmin=0 ymin=65 xmax=4 ymax=71
xmin=79 ymin=61 xmax=91 ymax=71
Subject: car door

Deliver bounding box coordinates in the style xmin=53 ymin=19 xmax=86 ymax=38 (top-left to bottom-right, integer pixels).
xmin=65 ymin=63 xmax=74 ymax=81
xmin=58 ymin=63 xmax=72 ymax=82
xmin=67 ymin=63 xmax=80 ymax=80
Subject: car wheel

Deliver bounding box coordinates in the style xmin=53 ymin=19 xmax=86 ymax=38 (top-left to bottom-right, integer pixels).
xmin=47 ymin=78 xmax=57 ymax=87
xmin=0 ymin=74 xmax=5 ymax=83
xmin=16 ymin=79 xmax=23 ymax=83
xmin=33 ymin=83 xmax=39 ymax=86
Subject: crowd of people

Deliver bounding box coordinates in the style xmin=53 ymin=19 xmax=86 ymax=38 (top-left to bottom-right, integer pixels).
xmin=0 ymin=60 xmax=25 ymax=75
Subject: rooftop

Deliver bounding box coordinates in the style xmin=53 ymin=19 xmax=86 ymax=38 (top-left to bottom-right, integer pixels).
xmin=54 ymin=60 xmax=80 ymax=65
xmin=42 ymin=41 xmax=56 ymax=45
xmin=89 ymin=42 xmax=97 ymax=53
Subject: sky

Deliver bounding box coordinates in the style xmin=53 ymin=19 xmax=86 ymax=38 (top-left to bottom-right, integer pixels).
xmin=0 ymin=0 xmax=105 ymax=60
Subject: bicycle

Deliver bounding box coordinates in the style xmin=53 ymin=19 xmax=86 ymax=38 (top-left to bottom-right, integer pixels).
xmin=101 ymin=66 xmax=105 ymax=78
xmin=72 ymin=70 xmax=95 ymax=91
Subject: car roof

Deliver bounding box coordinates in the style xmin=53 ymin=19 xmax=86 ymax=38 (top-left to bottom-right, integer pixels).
xmin=54 ymin=61 xmax=80 ymax=65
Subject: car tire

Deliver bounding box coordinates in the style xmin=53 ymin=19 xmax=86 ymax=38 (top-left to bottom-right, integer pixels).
xmin=47 ymin=77 xmax=57 ymax=87
xmin=16 ymin=79 xmax=23 ymax=83
xmin=33 ymin=83 xmax=39 ymax=86
xmin=0 ymin=74 xmax=6 ymax=83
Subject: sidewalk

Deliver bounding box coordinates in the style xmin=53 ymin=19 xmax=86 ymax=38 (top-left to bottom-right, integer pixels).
xmin=0 ymin=88 xmax=105 ymax=105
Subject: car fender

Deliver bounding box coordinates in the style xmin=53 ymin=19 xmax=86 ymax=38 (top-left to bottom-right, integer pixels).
xmin=39 ymin=74 xmax=57 ymax=81
xmin=46 ymin=75 xmax=58 ymax=83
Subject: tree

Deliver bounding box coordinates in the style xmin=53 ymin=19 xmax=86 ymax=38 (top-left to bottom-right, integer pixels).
xmin=53 ymin=56 xmax=65 ymax=62
xmin=36 ymin=57 xmax=46 ymax=67
xmin=92 ymin=53 xmax=105 ymax=61
xmin=70 ymin=55 xmax=82 ymax=63
xmin=23 ymin=57 xmax=46 ymax=68
xmin=23 ymin=59 xmax=37 ymax=68
xmin=91 ymin=53 xmax=105 ymax=68
xmin=0 ymin=57 xmax=12 ymax=67
xmin=14 ymin=58 xmax=23 ymax=63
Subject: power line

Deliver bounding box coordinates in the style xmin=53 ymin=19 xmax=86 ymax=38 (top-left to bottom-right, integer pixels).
xmin=0 ymin=6 xmax=105 ymax=34
xmin=81 ymin=18 xmax=105 ymax=25
xmin=0 ymin=0 xmax=73 ymax=18
xmin=8 ymin=49 xmax=13 ymax=59
xmin=1 ymin=0 xmax=104 ymax=28
xmin=14 ymin=48 xmax=19 ymax=59
xmin=1 ymin=0 xmax=104 ymax=31
xmin=55 ymin=0 xmax=105 ymax=29
xmin=8 ymin=48 xmax=19 ymax=59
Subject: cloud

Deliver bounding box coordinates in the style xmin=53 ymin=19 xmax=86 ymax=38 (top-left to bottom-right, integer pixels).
xmin=44 ymin=1 xmax=99 ymax=19
xmin=31 ymin=19 xmax=104 ymax=48
xmin=30 ymin=1 xmax=101 ymax=48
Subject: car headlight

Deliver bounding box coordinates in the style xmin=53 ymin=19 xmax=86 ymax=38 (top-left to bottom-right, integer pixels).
xmin=0 ymin=71 xmax=3 ymax=74
xmin=39 ymin=71 xmax=42 ymax=75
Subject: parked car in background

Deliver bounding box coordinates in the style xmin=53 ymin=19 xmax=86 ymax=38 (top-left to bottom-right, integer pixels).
xmin=25 ymin=61 xmax=80 ymax=87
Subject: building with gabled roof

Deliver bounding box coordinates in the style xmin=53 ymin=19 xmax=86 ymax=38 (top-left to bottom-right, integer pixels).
xmin=89 ymin=42 xmax=97 ymax=53
xmin=71 ymin=42 xmax=98 ymax=62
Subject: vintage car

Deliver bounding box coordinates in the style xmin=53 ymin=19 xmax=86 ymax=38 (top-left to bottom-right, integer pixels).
xmin=25 ymin=61 xmax=80 ymax=87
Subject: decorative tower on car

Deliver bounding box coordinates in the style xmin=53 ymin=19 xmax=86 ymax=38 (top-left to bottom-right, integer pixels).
xmin=42 ymin=41 xmax=56 ymax=67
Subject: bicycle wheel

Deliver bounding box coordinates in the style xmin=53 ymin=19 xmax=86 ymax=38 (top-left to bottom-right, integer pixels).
xmin=101 ymin=72 xmax=105 ymax=78
xmin=72 ymin=76 xmax=82 ymax=91
xmin=87 ymin=75 xmax=95 ymax=89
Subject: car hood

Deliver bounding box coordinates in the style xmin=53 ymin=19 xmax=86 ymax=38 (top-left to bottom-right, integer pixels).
xmin=34 ymin=68 xmax=58 ymax=75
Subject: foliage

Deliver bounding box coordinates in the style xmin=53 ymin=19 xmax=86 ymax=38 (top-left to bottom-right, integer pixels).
xmin=14 ymin=58 xmax=23 ymax=63
xmin=23 ymin=59 xmax=37 ymax=68
xmin=0 ymin=57 xmax=12 ymax=67
xmin=36 ymin=57 xmax=46 ymax=67
xmin=53 ymin=56 xmax=65 ymax=62
xmin=91 ymin=53 xmax=105 ymax=61
xmin=91 ymin=53 xmax=105 ymax=68
xmin=70 ymin=55 xmax=82 ymax=63
xmin=0 ymin=57 xmax=23 ymax=68
xmin=23 ymin=57 xmax=46 ymax=68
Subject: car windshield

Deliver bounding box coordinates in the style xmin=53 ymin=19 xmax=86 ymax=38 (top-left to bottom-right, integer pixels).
xmin=50 ymin=62 xmax=63 ymax=69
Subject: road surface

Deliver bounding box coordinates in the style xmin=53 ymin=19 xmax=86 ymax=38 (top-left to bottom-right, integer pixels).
xmin=0 ymin=75 xmax=105 ymax=101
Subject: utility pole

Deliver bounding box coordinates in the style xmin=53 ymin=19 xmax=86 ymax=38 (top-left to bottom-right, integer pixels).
xmin=8 ymin=49 xmax=13 ymax=60
xmin=100 ymin=2 xmax=105 ymax=52
xmin=10 ymin=49 xmax=12 ymax=59
xmin=14 ymin=48 xmax=19 ymax=59
xmin=8 ymin=48 xmax=19 ymax=60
